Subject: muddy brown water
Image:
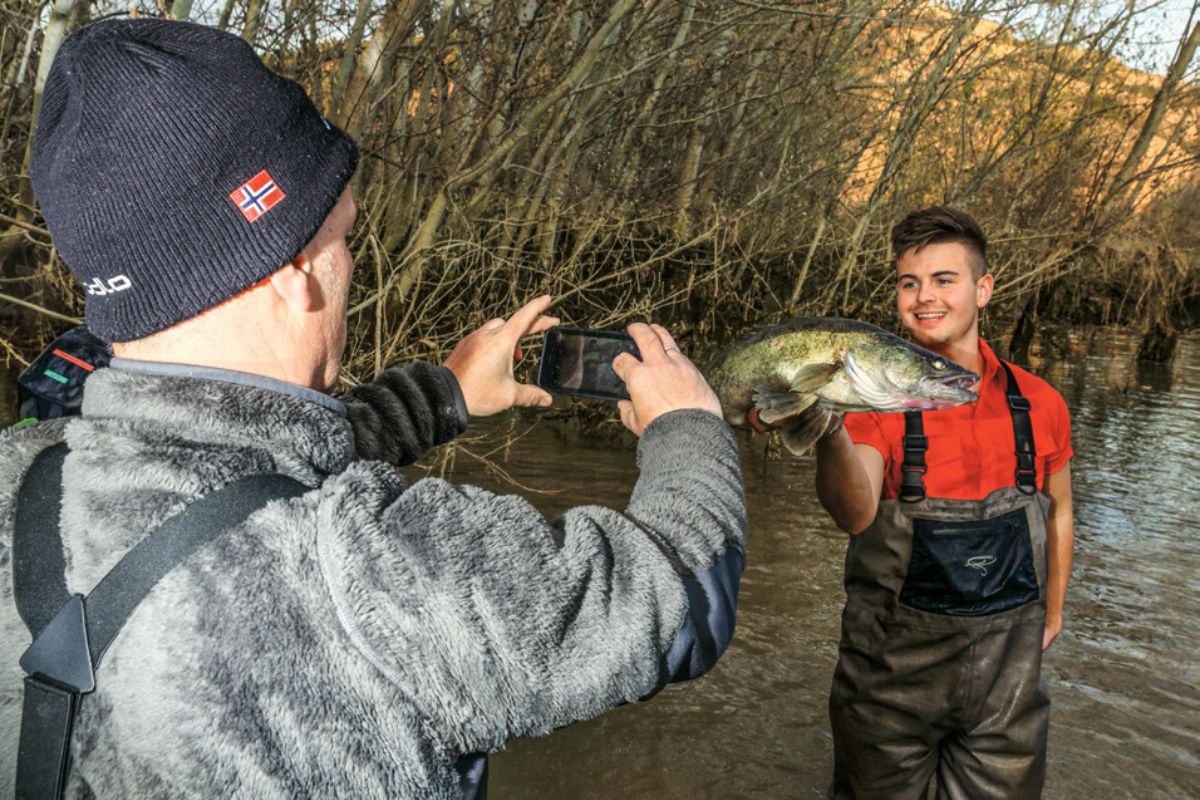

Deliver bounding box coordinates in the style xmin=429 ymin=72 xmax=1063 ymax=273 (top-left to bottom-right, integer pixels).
xmin=414 ymin=328 xmax=1199 ymax=799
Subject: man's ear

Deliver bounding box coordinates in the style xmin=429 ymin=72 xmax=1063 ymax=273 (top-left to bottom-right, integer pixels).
xmin=976 ymin=272 xmax=994 ymax=308
xmin=268 ymin=254 xmax=317 ymax=312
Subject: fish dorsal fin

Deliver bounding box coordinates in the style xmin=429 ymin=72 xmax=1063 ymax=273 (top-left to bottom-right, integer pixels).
xmin=780 ymin=403 xmax=833 ymax=455
xmin=752 ymin=385 xmax=819 ymax=426
xmin=789 ymin=361 xmax=840 ymax=394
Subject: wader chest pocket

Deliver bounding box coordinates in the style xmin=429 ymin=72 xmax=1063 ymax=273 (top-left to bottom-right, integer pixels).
xmin=899 ymin=509 xmax=1039 ymax=616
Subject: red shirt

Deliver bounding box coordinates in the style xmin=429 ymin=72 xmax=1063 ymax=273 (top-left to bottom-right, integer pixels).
xmin=843 ymin=340 xmax=1073 ymax=501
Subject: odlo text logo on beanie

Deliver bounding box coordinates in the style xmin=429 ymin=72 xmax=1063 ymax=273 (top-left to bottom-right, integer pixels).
xmin=85 ymin=275 xmax=133 ymax=296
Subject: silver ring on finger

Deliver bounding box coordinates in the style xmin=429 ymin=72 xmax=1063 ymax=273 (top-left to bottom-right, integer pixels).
xmin=665 ymin=347 xmax=682 ymax=356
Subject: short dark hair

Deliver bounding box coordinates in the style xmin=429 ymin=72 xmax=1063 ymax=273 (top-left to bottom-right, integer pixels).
xmin=891 ymin=206 xmax=988 ymax=278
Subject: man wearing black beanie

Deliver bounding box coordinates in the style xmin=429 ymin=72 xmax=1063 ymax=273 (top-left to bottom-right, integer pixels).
xmin=2 ymin=18 xmax=747 ymax=800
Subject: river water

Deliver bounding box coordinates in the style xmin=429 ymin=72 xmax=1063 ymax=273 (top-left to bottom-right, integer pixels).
xmin=413 ymin=329 xmax=1199 ymax=799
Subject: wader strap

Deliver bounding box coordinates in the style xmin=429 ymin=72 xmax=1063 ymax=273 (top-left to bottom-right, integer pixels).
xmin=1000 ymin=361 xmax=1038 ymax=495
xmin=899 ymin=411 xmax=928 ymax=503
xmin=13 ymin=445 xmax=307 ymax=800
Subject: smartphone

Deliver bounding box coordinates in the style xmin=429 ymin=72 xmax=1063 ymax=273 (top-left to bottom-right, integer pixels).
xmin=536 ymin=327 xmax=640 ymax=401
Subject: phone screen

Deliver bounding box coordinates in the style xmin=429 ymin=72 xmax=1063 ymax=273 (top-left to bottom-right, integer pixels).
xmin=537 ymin=327 xmax=640 ymax=401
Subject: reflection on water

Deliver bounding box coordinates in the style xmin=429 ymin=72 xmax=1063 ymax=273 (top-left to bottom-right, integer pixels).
xmin=415 ymin=330 xmax=1198 ymax=799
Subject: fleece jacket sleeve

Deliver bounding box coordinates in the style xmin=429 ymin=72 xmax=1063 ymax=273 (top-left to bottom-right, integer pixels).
xmin=314 ymin=408 xmax=746 ymax=758
xmin=340 ymin=363 xmax=468 ymax=465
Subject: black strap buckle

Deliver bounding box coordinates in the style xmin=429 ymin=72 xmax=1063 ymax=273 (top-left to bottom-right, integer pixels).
xmin=903 ymin=434 xmax=928 ymax=453
xmin=1015 ymin=464 xmax=1038 ymax=495
xmin=1007 ymin=395 xmax=1031 ymax=412
xmin=899 ymin=467 xmax=927 ymax=503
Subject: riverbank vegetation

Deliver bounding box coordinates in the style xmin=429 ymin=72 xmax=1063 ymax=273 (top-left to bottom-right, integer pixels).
xmin=1 ymin=1 xmax=1197 ymax=421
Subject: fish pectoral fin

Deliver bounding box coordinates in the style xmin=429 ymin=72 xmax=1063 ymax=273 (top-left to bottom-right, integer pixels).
xmin=780 ymin=403 xmax=833 ymax=456
xmin=752 ymin=386 xmax=818 ymax=426
xmin=789 ymin=361 xmax=840 ymax=394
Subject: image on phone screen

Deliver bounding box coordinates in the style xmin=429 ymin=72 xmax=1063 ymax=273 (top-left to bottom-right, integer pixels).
xmin=537 ymin=327 xmax=640 ymax=401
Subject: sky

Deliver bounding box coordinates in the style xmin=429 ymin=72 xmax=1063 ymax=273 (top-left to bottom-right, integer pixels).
xmin=1115 ymin=0 xmax=1198 ymax=74
xmin=979 ymin=0 xmax=1197 ymax=74
xmin=100 ymin=1 xmax=1200 ymax=77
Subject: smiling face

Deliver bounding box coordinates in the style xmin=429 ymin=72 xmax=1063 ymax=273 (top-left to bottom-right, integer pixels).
xmin=895 ymin=240 xmax=993 ymax=354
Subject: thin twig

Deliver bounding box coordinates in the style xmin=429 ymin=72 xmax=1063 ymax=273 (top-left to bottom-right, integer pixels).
xmin=0 ymin=213 xmax=49 ymax=237
xmin=0 ymin=291 xmax=81 ymax=324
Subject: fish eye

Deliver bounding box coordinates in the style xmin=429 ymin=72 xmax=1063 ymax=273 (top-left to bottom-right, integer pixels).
xmin=932 ymin=359 xmax=947 ymax=370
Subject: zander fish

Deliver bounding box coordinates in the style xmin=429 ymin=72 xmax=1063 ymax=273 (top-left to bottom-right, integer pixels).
xmin=707 ymin=318 xmax=978 ymax=454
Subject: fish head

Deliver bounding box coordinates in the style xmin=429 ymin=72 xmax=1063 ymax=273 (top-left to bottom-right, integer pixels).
xmin=842 ymin=337 xmax=978 ymax=412
xmin=900 ymin=353 xmax=979 ymax=409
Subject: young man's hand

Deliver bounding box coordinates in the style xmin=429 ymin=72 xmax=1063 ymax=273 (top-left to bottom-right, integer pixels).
xmin=612 ymin=323 xmax=721 ymax=436
xmin=1043 ymin=614 xmax=1063 ymax=651
xmin=444 ymin=295 xmax=559 ymax=417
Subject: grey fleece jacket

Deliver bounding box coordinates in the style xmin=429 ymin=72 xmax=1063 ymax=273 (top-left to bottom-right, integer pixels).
xmin=1 ymin=363 xmax=745 ymax=798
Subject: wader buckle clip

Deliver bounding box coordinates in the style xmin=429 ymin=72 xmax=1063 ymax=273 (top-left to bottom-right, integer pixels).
xmin=1014 ymin=469 xmax=1038 ymax=495
xmin=1007 ymin=396 xmax=1031 ymax=412
xmin=1015 ymin=455 xmax=1038 ymax=493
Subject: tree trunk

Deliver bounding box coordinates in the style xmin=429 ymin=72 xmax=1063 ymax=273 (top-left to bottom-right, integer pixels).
xmin=672 ymin=24 xmax=734 ymax=239
xmin=0 ymin=2 xmax=43 ymax=147
xmin=343 ymin=0 xmax=425 ymax=134
xmin=446 ymin=0 xmax=639 ymax=194
xmin=1137 ymin=321 xmax=1178 ymax=363
xmin=242 ymin=0 xmax=266 ymax=45
xmin=1008 ymin=290 xmax=1041 ymax=364
xmin=1 ymin=0 xmax=75 ymax=263
xmin=217 ymin=0 xmax=238 ymax=32
xmin=672 ymin=123 xmax=706 ymax=238
xmin=29 ymin=0 xmax=74 ymax=138
xmin=1095 ymin=19 xmax=1200 ymax=224
xmin=332 ymin=0 xmax=374 ymax=118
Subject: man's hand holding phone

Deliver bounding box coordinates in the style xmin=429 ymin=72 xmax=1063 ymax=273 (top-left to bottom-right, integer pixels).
xmin=444 ymin=295 xmax=560 ymax=417
xmin=612 ymin=323 xmax=722 ymax=437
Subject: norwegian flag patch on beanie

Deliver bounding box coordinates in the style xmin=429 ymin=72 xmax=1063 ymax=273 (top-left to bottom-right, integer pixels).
xmin=230 ymin=170 xmax=286 ymax=222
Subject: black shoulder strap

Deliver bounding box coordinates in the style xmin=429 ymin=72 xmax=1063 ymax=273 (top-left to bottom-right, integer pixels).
xmin=12 ymin=444 xmax=307 ymax=800
xmin=899 ymin=411 xmax=927 ymax=503
xmin=13 ymin=444 xmax=72 ymax=635
xmin=1000 ymin=361 xmax=1038 ymax=495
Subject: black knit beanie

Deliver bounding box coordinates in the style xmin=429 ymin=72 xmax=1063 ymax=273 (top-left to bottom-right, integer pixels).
xmin=30 ymin=18 xmax=359 ymax=342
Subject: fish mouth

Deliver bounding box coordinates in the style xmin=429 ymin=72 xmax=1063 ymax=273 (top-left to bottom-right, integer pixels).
xmin=902 ymin=372 xmax=978 ymax=409
xmin=936 ymin=371 xmax=978 ymax=390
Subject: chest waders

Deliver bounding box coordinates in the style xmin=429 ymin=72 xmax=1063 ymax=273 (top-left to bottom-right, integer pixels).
xmin=830 ymin=362 xmax=1051 ymax=800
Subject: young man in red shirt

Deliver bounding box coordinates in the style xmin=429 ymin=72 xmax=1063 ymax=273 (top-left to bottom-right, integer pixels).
xmin=814 ymin=207 xmax=1074 ymax=799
